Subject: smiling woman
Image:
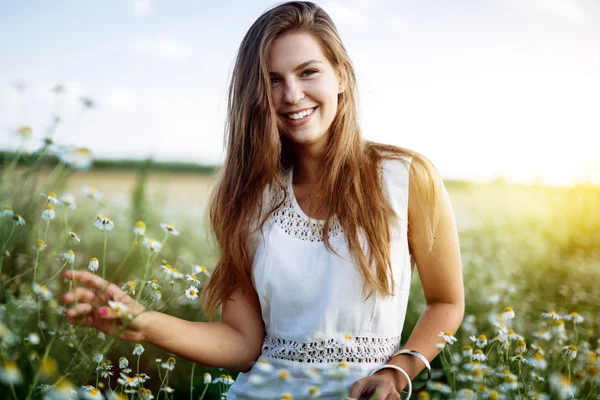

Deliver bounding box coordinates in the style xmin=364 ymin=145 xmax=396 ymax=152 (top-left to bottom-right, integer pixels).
xmin=59 ymin=2 xmax=465 ymax=399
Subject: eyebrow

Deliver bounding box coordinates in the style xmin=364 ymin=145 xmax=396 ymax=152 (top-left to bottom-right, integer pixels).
xmin=269 ymin=60 xmax=324 ymax=76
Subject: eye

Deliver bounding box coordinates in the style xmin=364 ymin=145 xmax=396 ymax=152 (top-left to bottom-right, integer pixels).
xmin=302 ymin=69 xmax=319 ymax=77
xmin=270 ymin=77 xmax=281 ymax=85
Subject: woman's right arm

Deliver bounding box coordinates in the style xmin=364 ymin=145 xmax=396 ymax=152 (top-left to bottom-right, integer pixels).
xmin=61 ymin=270 xmax=265 ymax=372
xmin=140 ymin=286 xmax=265 ymax=372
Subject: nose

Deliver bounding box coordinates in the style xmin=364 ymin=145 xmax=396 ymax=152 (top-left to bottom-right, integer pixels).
xmin=283 ymin=79 xmax=304 ymax=105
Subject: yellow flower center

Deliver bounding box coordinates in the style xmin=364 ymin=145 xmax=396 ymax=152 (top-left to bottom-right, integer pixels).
xmin=45 ymin=205 xmax=54 ymax=210
xmin=279 ymin=370 xmax=290 ymax=379
xmin=504 ymin=306 xmax=513 ymax=312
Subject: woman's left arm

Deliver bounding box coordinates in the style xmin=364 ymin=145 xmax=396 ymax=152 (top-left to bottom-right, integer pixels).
xmin=350 ymin=159 xmax=465 ymax=398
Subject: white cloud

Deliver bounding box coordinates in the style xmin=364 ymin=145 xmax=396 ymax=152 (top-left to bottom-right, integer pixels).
xmin=133 ymin=0 xmax=151 ymax=16
xmin=129 ymin=36 xmax=193 ymax=61
xmin=320 ymin=1 xmax=369 ymax=30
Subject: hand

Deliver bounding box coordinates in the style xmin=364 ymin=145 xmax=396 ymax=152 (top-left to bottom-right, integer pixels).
xmin=349 ymin=369 xmax=404 ymax=400
xmin=61 ymin=270 xmax=149 ymax=342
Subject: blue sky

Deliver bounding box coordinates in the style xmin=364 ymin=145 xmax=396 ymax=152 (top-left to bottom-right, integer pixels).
xmin=1 ymin=0 xmax=599 ymax=185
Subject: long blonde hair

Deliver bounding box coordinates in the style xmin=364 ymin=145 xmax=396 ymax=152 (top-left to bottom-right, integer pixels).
xmin=201 ymin=1 xmax=439 ymax=319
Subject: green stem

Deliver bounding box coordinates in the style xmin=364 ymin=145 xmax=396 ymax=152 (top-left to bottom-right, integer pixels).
xmin=198 ymin=382 xmax=209 ymax=400
xmin=190 ymin=363 xmax=195 ymax=400
xmin=9 ymin=383 xmax=18 ymax=400
xmin=45 ymin=261 xmax=69 ymax=285
xmin=102 ymin=231 xmax=108 ymax=282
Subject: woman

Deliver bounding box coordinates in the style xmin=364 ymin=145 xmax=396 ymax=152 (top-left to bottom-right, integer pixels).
xmin=62 ymin=2 xmax=464 ymax=399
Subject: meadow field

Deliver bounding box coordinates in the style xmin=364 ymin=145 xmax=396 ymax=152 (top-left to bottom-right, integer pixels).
xmin=1 ymin=151 xmax=599 ymax=399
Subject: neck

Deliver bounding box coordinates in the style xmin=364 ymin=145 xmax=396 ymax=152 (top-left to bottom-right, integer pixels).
xmin=292 ymin=142 xmax=326 ymax=184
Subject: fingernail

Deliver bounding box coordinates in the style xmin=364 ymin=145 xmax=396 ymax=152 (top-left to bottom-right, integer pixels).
xmin=98 ymin=308 xmax=107 ymax=316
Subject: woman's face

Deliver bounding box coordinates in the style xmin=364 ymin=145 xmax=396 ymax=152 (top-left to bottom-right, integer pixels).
xmin=268 ymin=32 xmax=344 ymax=153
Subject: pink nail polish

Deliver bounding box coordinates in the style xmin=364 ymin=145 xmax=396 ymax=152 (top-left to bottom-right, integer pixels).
xmin=98 ymin=308 xmax=107 ymax=316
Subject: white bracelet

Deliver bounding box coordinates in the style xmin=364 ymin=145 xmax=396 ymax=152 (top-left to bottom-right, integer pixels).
xmin=368 ymin=364 xmax=412 ymax=399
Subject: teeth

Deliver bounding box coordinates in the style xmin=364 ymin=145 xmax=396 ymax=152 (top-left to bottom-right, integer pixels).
xmin=288 ymin=107 xmax=315 ymax=120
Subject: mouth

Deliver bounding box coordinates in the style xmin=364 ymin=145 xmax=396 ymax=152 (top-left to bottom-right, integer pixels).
xmin=281 ymin=106 xmax=318 ymax=121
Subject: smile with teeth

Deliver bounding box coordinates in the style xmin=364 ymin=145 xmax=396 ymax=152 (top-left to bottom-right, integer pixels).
xmin=287 ymin=107 xmax=317 ymax=120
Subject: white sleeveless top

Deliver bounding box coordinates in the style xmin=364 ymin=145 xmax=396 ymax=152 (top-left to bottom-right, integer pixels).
xmin=228 ymin=156 xmax=414 ymax=400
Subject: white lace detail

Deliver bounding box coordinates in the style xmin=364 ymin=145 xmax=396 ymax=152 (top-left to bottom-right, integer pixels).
xmin=261 ymin=335 xmax=401 ymax=363
xmin=266 ymin=173 xmax=343 ymax=242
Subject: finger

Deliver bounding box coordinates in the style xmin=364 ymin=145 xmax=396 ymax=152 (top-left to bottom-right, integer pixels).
xmin=349 ymin=379 xmax=371 ymax=398
xmin=63 ymin=270 xmax=109 ymax=291
xmin=62 ymin=287 xmax=97 ymax=304
xmin=65 ymin=302 xmax=94 ymax=319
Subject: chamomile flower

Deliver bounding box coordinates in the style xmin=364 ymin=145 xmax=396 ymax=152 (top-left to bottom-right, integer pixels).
xmin=119 ymin=357 xmax=129 ymax=369
xmin=542 ymin=311 xmax=562 ymax=320
xmin=88 ymin=258 xmax=99 ymax=272
xmin=33 ymin=283 xmax=53 ymax=301
xmin=510 ymin=354 xmax=528 ymax=365
xmin=549 ymin=373 xmax=578 ymax=399
xmin=502 ymin=306 xmax=515 ymax=321
xmin=41 ymin=192 xmax=60 ymax=204
xmin=82 ymin=388 xmax=104 ymax=399
xmin=328 ymin=362 xmax=350 ymax=379
xmin=533 ymin=329 xmax=552 ymax=341
xmin=561 ymin=345 xmax=577 ymax=361
xmin=277 ymin=370 xmax=290 ymax=381
xmin=192 ymin=264 xmax=210 ymax=275
xmin=470 ymin=335 xmax=488 ymax=348
xmin=564 ymin=312 xmax=584 ymax=324
xmin=28 ymin=332 xmax=40 ymax=345
xmin=108 ymin=300 xmax=128 ymax=314
xmin=160 ymin=357 xmax=176 ymax=371
xmin=160 ymin=386 xmax=174 ymax=393
xmin=81 ymin=185 xmax=103 ymax=201
xmin=132 ymin=221 xmax=146 ymax=236
xmin=0 ymin=360 xmax=23 ymax=385
xmin=94 ymin=215 xmax=115 ymax=231
xmin=121 ymin=281 xmax=137 ymax=295
xmin=185 ymin=286 xmax=199 ymax=300
xmin=118 ymin=373 xmax=138 ymax=388
xmin=133 ymin=343 xmax=145 ymax=356
xmin=305 ymin=368 xmax=321 ymax=382
xmin=92 ymin=352 xmax=103 ymax=364
xmin=60 ymin=193 xmax=76 ymax=210
xmin=34 ymin=239 xmax=47 ymax=251
xmin=2 ymin=206 xmax=14 ymax=218
xmin=457 ymin=388 xmax=475 ymax=398
xmin=186 ymin=274 xmax=201 ymax=284
xmin=203 ymin=372 xmax=212 ymax=384
xmin=41 ymin=204 xmax=56 ymax=220
xmin=501 ymin=375 xmax=518 ymax=391
xmin=143 ymin=237 xmax=162 ymax=252
xmin=471 ymin=350 xmax=487 ymax=362
xmin=62 ymin=250 xmax=75 ymax=264
xmin=160 ymin=222 xmax=180 ymax=236
xmin=281 ymin=393 xmax=293 ymax=400
xmin=308 ymin=386 xmax=321 ymax=398
xmin=68 ymin=231 xmax=81 ymax=243
xmin=551 ymin=320 xmax=566 ymax=337
xmin=147 ymin=279 xmax=161 ymax=289
xmin=515 ymin=339 xmax=527 ymax=354
xmin=462 ymin=345 xmax=473 ymax=357
xmin=427 ymin=381 xmax=453 ymax=394
xmin=151 ymin=290 xmax=162 ymax=301
xmin=438 ymin=331 xmax=458 ymax=344
xmin=13 ymin=214 xmax=25 ymax=225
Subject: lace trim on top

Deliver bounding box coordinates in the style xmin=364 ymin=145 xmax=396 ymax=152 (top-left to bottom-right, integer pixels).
xmin=261 ymin=335 xmax=401 ymax=363
xmin=267 ymin=171 xmax=343 ymax=242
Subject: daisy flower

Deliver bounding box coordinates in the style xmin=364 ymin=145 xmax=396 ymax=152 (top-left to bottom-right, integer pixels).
xmin=160 ymin=263 xmax=173 ymax=274
xmin=255 ymin=359 xmax=274 ymax=374
xmin=62 ymin=250 xmax=75 ymax=264
xmin=35 ymin=240 xmax=47 ymax=251
xmin=160 ymin=386 xmax=174 ymax=393
xmin=542 ymin=311 xmax=562 ymax=320
xmin=277 ymin=370 xmax=290 ymax=380
xmin=13 ymin=214 xmax=25 ymax=225
xmin=41 ymin=204 xmax=56 ymax=220
xmin=82 ymin=388 xmax=103 ymax=400
xmin=147 ymin=279 xmax=161 ymax=289
xmin=0 ymin=360 xmax=23 ymax=385
xmin=192 ymin=264 xmax=210 ymax=275
xmin=501 ymin=375 xmax=518 ymax=391
xmin=438 ymin=331 xmax=458 ymax=344
xmin=510 ymin=354 xmax=528 ymax=364
xmin=133 ymin=221 xmax=146 ymax=236
xmin=94 ymin=215 xmax=115 ymax=231
xmin=133 ymin=343 xmax=145 ymax=356
xmin=68 ymin=232 xmax=81 ymax=243
xmin=119 ymin=357 xmax=129 ymax=369
xmin=185 ymin=286 xmax=199 ymax=300
xmin=93 ymin=352 xmax=103 ymax=363
xmin=551 ymin=320 xmax=566 ymax=336
xmin=549 ymin=373 xmax=578 ymax=399
xmin=462 ymin=345 xmax=473 ymax=357
xmin=203 ymin=372 xmax=212 ymax=384
xmin=281 ymin=394 xmax=293 ymax=400
xmin=60 ymin=193 xmax=76 ymax=210
xmin=121 ymin=281 xmax=137 ymax=295
xmin=515 ymin=340 xmax=527 ymax=354
xmin=561 ymin=345 xmax=577 ymax=361
xmin=248 ymin=373 xmax=266 ymax=385
xmin=108 ymin=300 xmax=128 ymax=314
xmin=33 ymin=283 xmax=53 ymax=301
xmin=160 ymin=222 xmax=180 ymax=236
xmin=28 ymin=333 xmax=40 ymax=345
xmin=502 ymin=306 xmax=515 ymax=321
xmin=143 ymin=237 xmax=162 ymax=252
xmin=160 ymin=357 xmax=176 ymax=371
xmin=427 ymin=381 xmax=453 ymax=394
xmin=2 ymin=206 xmax=14 ymax=218
xmin=471 ymin=349 xmax=487 ymax=362
xmin=41 ymin=192 xmax=60 ymax=204
xmin=80 ymin=185 xmax=103 ymax=201
xmin=88 ymin=258 xmax=99 ymax=272
xmin=533 ymin=330 xmax=552 ymax=341
xmin=564 ymin=312 xmax=584 ymax=324
xmin=118 ymin=373 xmax=138 ymax=388
xmin=186 ymin=274 xmax=200 ymax=284
xmin=170 ymin=268 xmax=184 ymax=279
xmin=151 ymin=290 xmax=162 ymax=301
xmin=308 ymin=386 xmax=321 ymax=398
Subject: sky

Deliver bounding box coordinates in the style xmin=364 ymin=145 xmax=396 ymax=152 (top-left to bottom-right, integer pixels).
xmin=1 ymin=0 xmax=599 ymax=186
